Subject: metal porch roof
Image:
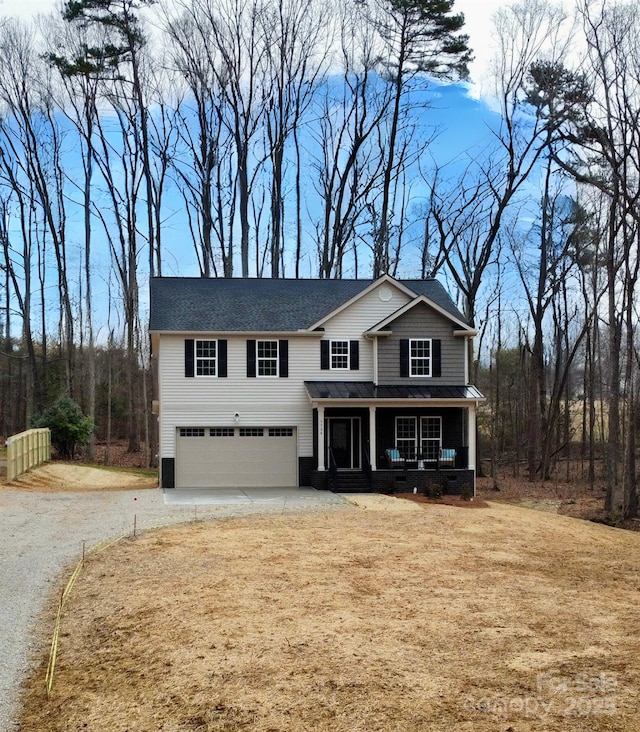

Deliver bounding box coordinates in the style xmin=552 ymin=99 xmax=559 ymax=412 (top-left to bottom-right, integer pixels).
xmin=304 ymin=381 xmax=484 ymax=401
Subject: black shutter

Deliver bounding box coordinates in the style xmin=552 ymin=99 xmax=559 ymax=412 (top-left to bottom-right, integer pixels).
xmin=279 ymin=339 xmax=289 ymax=377
xmin=185 ymin=339 xmax=195 ymax=377
xmin=350 ymin=340 xmax=359 ymax=370
xmin=247 ymin=339 xmax=256 ymax=377
xmin=320 ymin=340 xmax=330 ymax=370
xmin=400 ymin=339 xmax=409 ymax=377
xmin=432 ymin=339 xmax=441 ymax=377
xmin=218 ymin=339 xmax=227 ymax=377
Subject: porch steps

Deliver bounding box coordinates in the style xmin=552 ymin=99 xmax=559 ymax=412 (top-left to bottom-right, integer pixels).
xmin=331 ymin=471 xmax=371 ymax=493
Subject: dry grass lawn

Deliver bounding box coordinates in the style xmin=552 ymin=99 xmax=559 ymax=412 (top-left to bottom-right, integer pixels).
xmin=20 ymin=498 xmax=640 ymax=732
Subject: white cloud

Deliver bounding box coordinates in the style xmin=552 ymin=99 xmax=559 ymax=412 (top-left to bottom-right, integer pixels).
xmin=454 ymin=0 xmax=513 ymax=98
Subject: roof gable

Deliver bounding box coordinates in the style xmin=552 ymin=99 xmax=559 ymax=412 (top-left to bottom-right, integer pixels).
xmin=306 ymin=275 xmax=416 ymax=330
xmin=368 ymin=294 xmax=473 ymax=334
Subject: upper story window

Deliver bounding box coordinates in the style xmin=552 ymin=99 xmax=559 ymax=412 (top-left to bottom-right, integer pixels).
xmin=257 ymin=340 xmax=279 ymax=376
xmin=185 ymin=338 xmax=227 ymax=378
xmin=320 ymin=339 xmax=359 ymax=371
xmin=247 ymin=339 xmax=288 ymax=378
xmin=331 ymin=340 xmax=350 ymax=370
xmin=196 ymin=339 xmax=217 ymax=376
xmin=400 ymin=338 xmax=441 ymax=378
xmin=410 ymin=339 xmax=431 ymax=376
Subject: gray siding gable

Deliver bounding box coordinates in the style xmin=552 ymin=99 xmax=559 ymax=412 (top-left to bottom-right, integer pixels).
xmin=149 ymin=276 xmax=468 ymax=333
xmin=378 ymin=301 xmax=467 ymax=385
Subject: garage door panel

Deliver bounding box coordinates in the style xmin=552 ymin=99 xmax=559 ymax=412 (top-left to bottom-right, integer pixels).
xmin=176 ymin=428 xmax=297 ymax=488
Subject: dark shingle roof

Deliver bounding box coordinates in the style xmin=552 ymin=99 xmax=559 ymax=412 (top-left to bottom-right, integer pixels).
xmin=304 ymin=381 xmax=484 ymax=401
xmin=149 ymin=277 xmax=467 ymax=332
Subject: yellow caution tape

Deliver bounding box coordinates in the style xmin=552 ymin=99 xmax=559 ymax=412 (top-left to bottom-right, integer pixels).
xmin=44 ymin=516 xmax=200 ymax=695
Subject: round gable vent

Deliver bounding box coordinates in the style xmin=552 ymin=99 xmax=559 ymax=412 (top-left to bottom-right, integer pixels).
xmin=378 ymin=285 xmax=392 ymax=302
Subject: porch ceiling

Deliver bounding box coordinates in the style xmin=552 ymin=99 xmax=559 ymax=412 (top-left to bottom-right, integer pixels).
xmin=304 ymin=381 xmax=484 ymax=402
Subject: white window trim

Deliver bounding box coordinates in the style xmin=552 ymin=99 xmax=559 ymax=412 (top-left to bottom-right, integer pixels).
xmin=330 ymin=339 xmax=350 ymax=370
xmin=195 ymin=339 xmax=217 ymax=377
xmin=409 ymin=338 xmax=432 ymax=378
xmin=257 ymin=339 xmax=279 ymax=377
xmin=394 ymin=415 xmax=443 ymax=461
xmin=395 ymin=416 xmax=417 ymax=460
xmin=420 ymin=416 xmax=442 ymax=461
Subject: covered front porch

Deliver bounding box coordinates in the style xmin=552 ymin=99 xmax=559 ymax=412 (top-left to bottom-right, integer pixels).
xmin=304 ymin=381 xmax=483 ymax=495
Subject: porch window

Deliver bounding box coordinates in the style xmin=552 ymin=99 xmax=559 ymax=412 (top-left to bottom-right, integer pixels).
xmin=195 ymin=339 xmax=217 ymax=376
xmin=395 ymin=416 xmax=417 ymax=460
xmin=257 ymin=340 xmax=279 ymax=376
xmin=420 ymin=416 xmax=442 ymax=461
xmin=410 ymin=339 xmax=431 ymax=376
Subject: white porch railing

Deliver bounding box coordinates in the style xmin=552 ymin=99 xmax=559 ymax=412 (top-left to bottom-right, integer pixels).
xmin=5 ymin=428 xmax=51 ymax=481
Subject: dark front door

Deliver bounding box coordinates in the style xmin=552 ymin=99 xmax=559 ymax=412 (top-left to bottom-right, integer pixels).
xmin=327 ymin=417 xmax=361 ymax=469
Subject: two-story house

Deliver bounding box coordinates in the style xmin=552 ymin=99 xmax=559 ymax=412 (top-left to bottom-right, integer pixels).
xmin=149 ymin=275 xmax=484 ymax=494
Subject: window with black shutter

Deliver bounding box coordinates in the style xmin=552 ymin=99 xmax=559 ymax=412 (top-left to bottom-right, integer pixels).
xmin=400 ymin=339 xmax=409 ymax=377
xmin=279 ymin=340 xmax=288 ymax=378
xmin=185 ymin=339 xmax=195 ymax=377
xmin=247 ymin=339 xmax=256 ymax=377
xmin=320 ymin=340 xmax=330 ymax=370
xmin=349 ymin=340 xmax=359 ymax=370
xmin=218 ymin=339 xmax=228 ymax=377
xmin=400 ymin=338 xmax=441 ymax=377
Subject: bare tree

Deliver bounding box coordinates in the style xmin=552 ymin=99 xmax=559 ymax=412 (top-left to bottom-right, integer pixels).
xmin=163 ymin=2 xmax=234 ymax=276
xmin=261 ymin=0 xmax=328 ymax=277
xmin=368 ymin=0 xmax=470 ymax=276
xmin=61 ymin=0 xmax=162 ymax=277
xmin=311 ymin=2 xmax=390 ymax=278
xmin=46 ymin=15 xmax=106 ymax=458
xmin=0 ymin=19 xmax=74 ymax=416
xmin=556 ymin=1 xmax=640 ymax=518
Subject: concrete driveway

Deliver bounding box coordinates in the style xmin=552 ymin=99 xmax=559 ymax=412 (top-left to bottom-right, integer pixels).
xmin=163 ymin=485 xmax=346 ymax=506
xmin=0 ymin=485 xmax=348 ymax=730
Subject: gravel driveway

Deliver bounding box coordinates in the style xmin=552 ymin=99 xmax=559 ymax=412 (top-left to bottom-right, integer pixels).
xmin=0 ymin=486 xmax=348 ymax=730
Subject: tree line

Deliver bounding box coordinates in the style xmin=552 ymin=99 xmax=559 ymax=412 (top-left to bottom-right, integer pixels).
xmin=0 ymin=0 xmax=638 ymax=520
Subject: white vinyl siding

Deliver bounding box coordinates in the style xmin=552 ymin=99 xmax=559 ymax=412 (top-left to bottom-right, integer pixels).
xmin=153 ymin=279 xmax=479 ymax=490
xmin=318 ymin=284 xmax=412 ymax=378
xmin=156 ymin=281 xmax=418 ymax=462
xmin=158 ymin=334 xmax=318 ymax=459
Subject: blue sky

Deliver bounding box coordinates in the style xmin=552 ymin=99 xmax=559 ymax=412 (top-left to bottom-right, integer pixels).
xmin=0 ymin=0 xmax=564 ymax=354
xmin=0 ymin=0 xmax=517 ymax=330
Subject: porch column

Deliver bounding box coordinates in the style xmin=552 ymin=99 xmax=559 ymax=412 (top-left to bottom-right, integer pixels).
xmin=369 ymin=406 xmax=377 ymax=470
xmin=318 ymin=405 xmax=326 ymax=471
xmin=467 ymin=403 xmax=477 ymax=471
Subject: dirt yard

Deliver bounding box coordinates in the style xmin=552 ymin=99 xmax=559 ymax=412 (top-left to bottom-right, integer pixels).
xmin=18 ymin=489 xmax=640 ymax=731
xmin=2 ymin=462 xmax=157 ymax=492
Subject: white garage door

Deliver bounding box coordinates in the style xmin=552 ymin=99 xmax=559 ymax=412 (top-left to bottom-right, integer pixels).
xmin=175 ymin=427 xmax=297 ymax=488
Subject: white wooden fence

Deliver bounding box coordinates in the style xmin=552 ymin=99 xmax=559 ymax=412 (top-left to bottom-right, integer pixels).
xmin=5 ymin=428 xmax=51 ymax=481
